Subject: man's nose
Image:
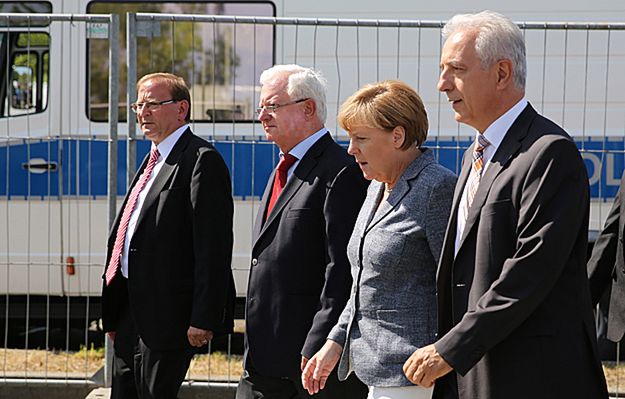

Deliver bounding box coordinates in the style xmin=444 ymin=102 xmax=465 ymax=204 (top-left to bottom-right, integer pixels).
xmin=437 ymin=70 xmax=451 ymax=92
xmin=258 ymin=109 xmax=270 ymax=121
xmin=137 ymin=105 xmax=151 ymax=117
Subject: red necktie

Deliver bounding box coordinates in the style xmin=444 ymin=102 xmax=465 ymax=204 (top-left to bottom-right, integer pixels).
xmin=265 ymin=153 xmax=297 ymax=220
xmin=105 ymin=147 xmax=160 ymax=285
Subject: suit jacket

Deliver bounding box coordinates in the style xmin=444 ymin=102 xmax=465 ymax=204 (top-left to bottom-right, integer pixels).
xmin=435 ymin=104 xmax=608 ymax=399
xmin=327 ymin=149 xmax=456 ymax=387
xmin=245 ymin=132 xmax=368 ymax=377
xmin=102 ymin=128 xmax=235 ymax=351
xmin=588 ymin=171 xmax=625 ymax=342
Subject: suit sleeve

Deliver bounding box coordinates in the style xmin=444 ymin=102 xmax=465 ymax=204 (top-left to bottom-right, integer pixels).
xmin=301 ymin=162 xmax=367 ymax=358
xmin=435 ymin=137 xmax=588 ymax=375
xmin=587 ymin=173 xmax=623 ymax=305
xmin=189 ymin=147 xmax=235 ymax=333
xmin=326 ymin=289 xmax=353 ymax=347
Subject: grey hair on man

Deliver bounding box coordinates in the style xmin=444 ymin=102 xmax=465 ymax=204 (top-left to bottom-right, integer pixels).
xmin=442 ymin=10 xmax=526 ymax=90
xmin=260 ymin=64 xmax=328 ymax=124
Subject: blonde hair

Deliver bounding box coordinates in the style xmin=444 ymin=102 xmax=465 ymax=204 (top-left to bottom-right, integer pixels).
xmin=338 ymin=80 xmax=428 ymax=149
xmin=137 ymin=72 xmax=191 ymax=122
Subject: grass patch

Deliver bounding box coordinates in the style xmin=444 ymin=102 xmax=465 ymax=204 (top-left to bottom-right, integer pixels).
xmin=0 ymin=347 xmax=242 ymax=381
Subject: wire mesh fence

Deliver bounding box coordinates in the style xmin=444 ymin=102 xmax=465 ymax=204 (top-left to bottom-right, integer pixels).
xmin=0 ymin=12 xmax=118 ymax=385
xmin=0 ymin=9 xmax=623 ymax=395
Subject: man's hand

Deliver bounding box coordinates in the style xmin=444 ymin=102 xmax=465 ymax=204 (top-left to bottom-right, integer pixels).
xmin=301 ymin=340 xmax=343 ymax=395
xmin=106 ymin=331 xmax=116 ymax=342
xmin=187 ymin=326 xmax=213 ymax=347
xmin=403 ymin=344 xmax=453 ymax=387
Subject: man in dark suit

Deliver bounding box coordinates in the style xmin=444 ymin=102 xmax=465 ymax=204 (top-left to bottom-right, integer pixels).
xmin=102 ymin=73 xmax=235 ymax=399
xmin=402 ymin=11 xmax=608 ymax=399
xmin=236 ymin=65 xmax=368 ymax=399
xmin=588 ymin=172 xmax=625 ymax=345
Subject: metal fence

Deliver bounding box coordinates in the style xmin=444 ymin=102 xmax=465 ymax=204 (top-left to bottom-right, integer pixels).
xmin=0 ymin=10 xmax=624 ymax=395
xmin=0 ymin=11 xmax=118 ymax=387
xmin=127 ymin=12 xmax=625 ymax=391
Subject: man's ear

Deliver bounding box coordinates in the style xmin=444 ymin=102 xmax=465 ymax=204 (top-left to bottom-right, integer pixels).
xmin=495 ymin=59 xmax=514 ymax=90
xmin=303 ymin=99 xmax=316 ymax=120
xmin=179 ymin=100 xmax=190 ymax=121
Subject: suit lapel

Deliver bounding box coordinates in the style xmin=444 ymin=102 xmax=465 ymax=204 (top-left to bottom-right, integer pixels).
xmin=134 ymin=128 xmax=192 ymax=233
xmin=252 ymin=167 xmax=276 ymax=242
xmin=254 ymin=133 xmax=333 ymax=247
xmin=456 ymin=104 xmax=537 ymax=251
xmin=365 ymin=150 xmax=436 ymax=233
xmin=436 ymin=147 xmax=471 ymax=281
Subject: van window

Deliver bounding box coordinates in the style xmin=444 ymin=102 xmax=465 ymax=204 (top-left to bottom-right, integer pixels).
xmin=0 ymin=2 xmax=53 ymax=27
xmin=86 ymin=2 xmax=275 ymax=123
xmin=1 ymin=32 xmax=50 ymax=117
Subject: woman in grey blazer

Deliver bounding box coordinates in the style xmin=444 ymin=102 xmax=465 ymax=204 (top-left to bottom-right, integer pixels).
xmin=301 ymin=80 xmax=456 ymax=399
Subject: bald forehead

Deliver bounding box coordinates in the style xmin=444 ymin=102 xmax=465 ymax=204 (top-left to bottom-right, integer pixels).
xmin=139 ymin=78 xmax=169 ymax=93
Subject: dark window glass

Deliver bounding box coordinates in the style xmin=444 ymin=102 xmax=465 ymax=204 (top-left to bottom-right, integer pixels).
xmin=0 ymin=2 xmax=53 ymax=27
xmin=2 ymin=32 xmax=50 ymax=117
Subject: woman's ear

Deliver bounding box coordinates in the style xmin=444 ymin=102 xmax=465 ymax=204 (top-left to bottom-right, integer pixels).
xmin=392 ymin=126 xmax=406 ymax=149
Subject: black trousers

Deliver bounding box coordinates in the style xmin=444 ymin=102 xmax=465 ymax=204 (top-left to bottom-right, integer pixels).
xmin=110 ymin=304 xmax=195 ymax=399
xmin=236 ymin=354 xmax=368 ymax=399
xmin=432 ymin=373 xmax=459 ymax=399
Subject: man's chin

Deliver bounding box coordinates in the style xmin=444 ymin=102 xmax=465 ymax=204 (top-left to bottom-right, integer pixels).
xmin=142 ymin=131 xmax=159 ymax=143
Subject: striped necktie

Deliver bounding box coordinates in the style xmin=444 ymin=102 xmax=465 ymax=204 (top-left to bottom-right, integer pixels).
xmin=461 ymin=134 xmax=490 ymax=223
xmin=105 ymin=147 xmax=160 ymax=285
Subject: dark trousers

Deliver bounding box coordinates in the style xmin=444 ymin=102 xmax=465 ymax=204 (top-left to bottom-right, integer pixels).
xmin=110 ymin=304 xmax=195 ymax=399
xmin=236 ymin=355 xmax=368 ymax=399
xmin=433 ymin=373 xmax=459 ymax=399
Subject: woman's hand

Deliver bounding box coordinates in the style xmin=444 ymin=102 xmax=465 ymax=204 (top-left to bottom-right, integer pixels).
xmin=301 ymin=340 xmax=343 ymax=395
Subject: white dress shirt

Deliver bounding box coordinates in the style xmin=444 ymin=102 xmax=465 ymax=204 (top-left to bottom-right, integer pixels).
xmin=454 ymin=99 xmax=528 ymax=255
xmin=121 ymin=124 xmax=189 ymax=277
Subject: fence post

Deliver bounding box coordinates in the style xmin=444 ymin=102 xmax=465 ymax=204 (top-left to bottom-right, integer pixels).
xmin=105 ymin=12 xmax=120 ymax=389
xmin=127 ymin=12 xmax=137 ymax=181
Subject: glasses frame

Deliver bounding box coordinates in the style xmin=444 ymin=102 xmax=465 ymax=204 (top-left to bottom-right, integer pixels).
xmin=255 ymin=98 xmax=309 ymax=116
xmin=131 ymin=99 xmax=178 ymax=113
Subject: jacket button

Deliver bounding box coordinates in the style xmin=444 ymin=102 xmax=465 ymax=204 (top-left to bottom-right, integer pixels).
xmin=130 ymin=248 xmax=137 ymax=253
xmin=251 ymin=258 xmax=258 ymax=266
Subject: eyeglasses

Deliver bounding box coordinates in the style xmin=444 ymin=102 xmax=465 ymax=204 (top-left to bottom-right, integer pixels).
xmin=131 ymin=99 xmax=178 ymax=113
xmin=255 ymin=98 xmax=309 ymax=115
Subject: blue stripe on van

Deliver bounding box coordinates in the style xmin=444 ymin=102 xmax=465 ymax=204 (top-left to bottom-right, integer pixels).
xmin=0 ymin=137 xmax=622 ymax=200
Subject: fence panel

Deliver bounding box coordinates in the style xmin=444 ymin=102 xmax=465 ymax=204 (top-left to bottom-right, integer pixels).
xmin=0 ymin=10 xmax=623 ymax=395
xmin=0 ymin=12 xmax=118 ymax=386
xmin=128 ymin=12 xmax=625 ymax=393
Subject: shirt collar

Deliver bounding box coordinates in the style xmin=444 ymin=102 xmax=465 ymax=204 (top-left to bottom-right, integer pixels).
xmin=479 ymin=98 xmax=527 ymax=151
xmin=282 ymin=127 xmax=328 ymax=159
xmin=153 ymin=124 xmax=188 ymax=161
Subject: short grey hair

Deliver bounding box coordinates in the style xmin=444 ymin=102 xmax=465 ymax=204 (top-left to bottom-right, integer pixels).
xmin=442 ymin=10 xmax=526 ymax=90
xmin=260 ymin=64 xmax=328 ymax=123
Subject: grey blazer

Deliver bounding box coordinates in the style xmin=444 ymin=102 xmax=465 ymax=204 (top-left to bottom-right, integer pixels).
xmin=327 ymin=149 xmax=456 ymax=387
